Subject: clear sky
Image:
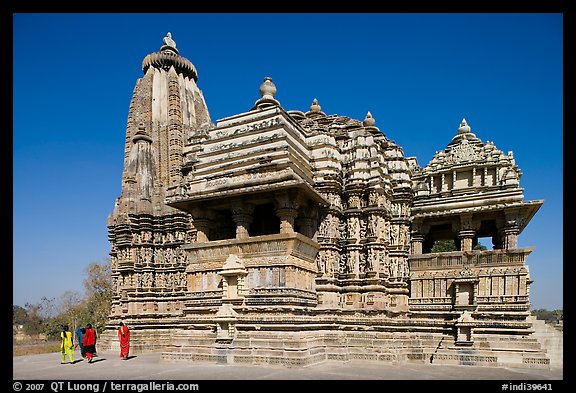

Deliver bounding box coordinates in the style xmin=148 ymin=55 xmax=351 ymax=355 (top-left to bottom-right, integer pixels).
xmin=12 ymin=13 xmax=563 ymax=310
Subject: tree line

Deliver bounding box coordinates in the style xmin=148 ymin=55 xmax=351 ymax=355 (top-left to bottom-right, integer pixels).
xmin=531 ymin=308 xmax=563 ymax=324
xmin=13 ymin=259 xmax=113 ymax=340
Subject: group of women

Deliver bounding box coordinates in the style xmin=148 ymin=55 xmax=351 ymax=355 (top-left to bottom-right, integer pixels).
xmin=60 ymin=321 xmax=130 ymax=364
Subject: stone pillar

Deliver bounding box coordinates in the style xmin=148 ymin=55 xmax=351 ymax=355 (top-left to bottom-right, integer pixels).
xmin=458 ymin=213 xmax=479 ymax=252
xmin=274 ymin=191 xmax=300 ymax=234
xmin=458 ymin=230 xmax=476 ymax=252
xmin=193 ymin=218 xmax=211 ymax=243
xmin=296 ymin=216 xmax=314 ymax=238
xmin=275 ymin=208 xmax=297 ymax=234
xmin=231 ymin=203 xmax=254 ymax=239
xmin=503 ymin=209 xmax=521 ymax=250
xmin=410 ymin=219 xmax=427 ymax=255
xmin=190 ymin=207 xmax=213 ymax=243
xmin=296 ymin=204 xmax=317 ymax=238
xmin=410 ymin=233 xmax=425 ymax=255
xmin=502 ymin=226 xmax=519 ymax=250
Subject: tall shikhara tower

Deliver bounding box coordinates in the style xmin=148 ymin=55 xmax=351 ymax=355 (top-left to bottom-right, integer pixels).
xmin=107 ymin=33 xmax=210 ymax=318
xmin=101 ymin=34 xmax=551 ymax=369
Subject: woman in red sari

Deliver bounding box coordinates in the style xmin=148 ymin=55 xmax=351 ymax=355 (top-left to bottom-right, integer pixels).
xmin=82 ymin=323 xmax=97 ymax=363
xmin=118 ymin=321 xmax=130 ymax=360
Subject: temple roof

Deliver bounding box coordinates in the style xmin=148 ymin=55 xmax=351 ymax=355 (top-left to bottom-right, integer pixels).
xmin=415 ymin=118 xmax=520 ymax=179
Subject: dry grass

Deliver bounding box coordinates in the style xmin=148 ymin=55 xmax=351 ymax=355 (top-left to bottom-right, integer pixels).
xmin=13 ymin=341 xmax=60 ymax=356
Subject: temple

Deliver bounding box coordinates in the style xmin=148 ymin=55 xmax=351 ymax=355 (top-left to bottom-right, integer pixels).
xmin=99 ymin=33 xmax=550 ymax=369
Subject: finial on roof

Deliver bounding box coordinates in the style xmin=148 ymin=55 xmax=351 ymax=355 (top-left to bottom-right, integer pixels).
xmin=447 ymin=117 xmax=482 ymax=148
xmin=310 ymin=98 xmax=321 ymax=112
xmin=251 ymin=77 xmax=280 ymax=110
xmin=160 ymin=32 xmax=179 ymax=55
xmin=363 ymin=111 xmax=376 ymax=127
xmin=259 ymin=77 xmax=277 ymax=99
xmin=305 ymin=98 xmax=326 ymax=118
xmin=458 ymin=118 xmax=471 ymax=134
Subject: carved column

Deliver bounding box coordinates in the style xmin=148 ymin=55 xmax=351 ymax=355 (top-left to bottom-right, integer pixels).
xmin=410 ymin=218 xmax=427 ymax=255
xmin=458 ymin=230 xmax=476 ymax=252
xmin=411 ymin=233 xmax=425 ymax=255
xmin=190 ymin=207 xmax=213 ymax=243
xmin=231 ymin=202 xmax=254 ymax=240
xmin=502 ymin=226 xmax=519 ymax=249
xmin=502 ymin=209 xmax=521 ymax=250
xmin=274 ymin=191 xmax=300 ymax=234
xmin=458 ymin=213 xmax=479 ymax=252
xmin=296 ymin=204 xmax=317 ymax=238
xmin=296 ymin=216 xmax=313 ymax=237
xmin=193 ymin=220 xmax=210 ymax=243
xmin=276 ymin=208 xmax=297 ymax=234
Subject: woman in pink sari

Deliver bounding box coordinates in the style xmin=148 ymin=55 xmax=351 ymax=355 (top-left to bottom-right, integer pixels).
xmin=118 ymin=321 xmax=130 ymax=360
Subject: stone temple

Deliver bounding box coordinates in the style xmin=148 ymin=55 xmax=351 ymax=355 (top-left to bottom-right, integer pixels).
xmin=99 ymin=33 xmax=551 ymax=369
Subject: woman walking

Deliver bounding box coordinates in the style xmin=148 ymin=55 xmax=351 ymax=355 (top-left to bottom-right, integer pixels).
xmin=82 ymin=323 xmax=97 ymax=363
xmin=118 ymin=321 xmax=130 ymax=360
xmin=76 ymin=326 xmax=86 ymax=358
xmin=60 ymin=325 xmax=75 ymax=364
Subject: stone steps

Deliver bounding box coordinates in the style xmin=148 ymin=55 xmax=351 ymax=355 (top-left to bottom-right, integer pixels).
xmin=528 ymin=316 xmax=563 ymax=367
xmin=158 ymin=329 xmax=552 ymax=369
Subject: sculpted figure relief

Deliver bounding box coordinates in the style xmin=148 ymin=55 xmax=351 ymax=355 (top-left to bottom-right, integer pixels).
xmin=390 ymin=224 xmax=398 ymax=244
xmin=316 ymin=251 xmax=327 ymax=273
xmin=347 ymin=217 xmax=360 ymax=241
xmin=368 ymin=215 xmax=378 ymax=237
xmin=154 ymin=248 xmax=164 ymax=265
xmin=339 ymin=253 xmax=348 ymax=274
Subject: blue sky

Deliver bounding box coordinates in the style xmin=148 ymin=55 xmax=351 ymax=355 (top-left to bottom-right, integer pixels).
xmin=13 ymin=13 xmax=563 ymax=310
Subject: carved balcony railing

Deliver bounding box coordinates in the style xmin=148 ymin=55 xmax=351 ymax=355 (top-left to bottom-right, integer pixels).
xmin=185 ymin=232 xmax=320 ymax=273
xmin=408 ymin=248 xmax=533 ymax=271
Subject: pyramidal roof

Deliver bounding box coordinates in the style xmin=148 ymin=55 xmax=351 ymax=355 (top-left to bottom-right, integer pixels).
xmin=420 ymin=118 xmax=518 ymax=175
